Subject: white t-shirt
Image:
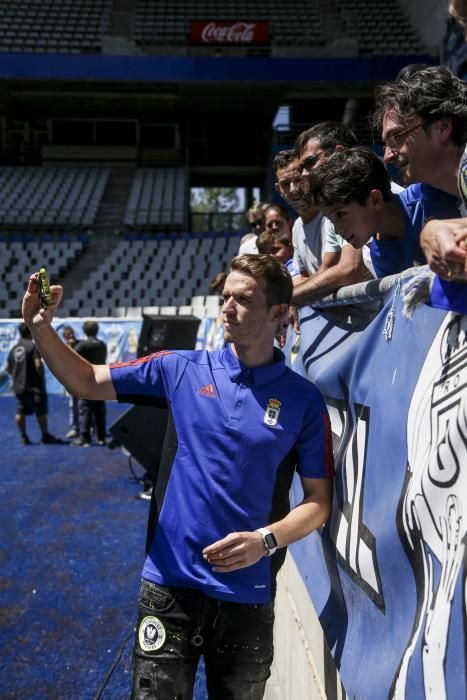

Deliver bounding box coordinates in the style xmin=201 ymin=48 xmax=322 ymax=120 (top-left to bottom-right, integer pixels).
xmin=292 ymin=213 xmax=343 ymax=276
xmin=390 ymin=180 xmax=404 ymax=195
xmin=362 ymin=241 xmax=376 ymax=277
xmin=238 ymin=233 xmax=258 ymax=255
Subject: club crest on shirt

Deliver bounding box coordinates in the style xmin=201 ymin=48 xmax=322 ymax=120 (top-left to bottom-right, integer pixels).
xmin=264 ymin=399 xmax=281 ymax=426
xmin=138 ymin=615 xmax=166 ymax=652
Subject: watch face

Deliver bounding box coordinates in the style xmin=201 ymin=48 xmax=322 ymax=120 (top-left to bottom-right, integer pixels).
xmin=264 ymin=532 xmax=277 ymax=550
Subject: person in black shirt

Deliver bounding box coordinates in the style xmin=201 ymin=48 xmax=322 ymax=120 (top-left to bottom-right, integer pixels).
xmin=72 ymin=320 xmax=107 ymax=447
xmin=6 ymin=323 xmax=61 ymax=445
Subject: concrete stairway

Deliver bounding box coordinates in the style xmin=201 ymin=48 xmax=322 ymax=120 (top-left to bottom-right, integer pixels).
xmin=59 ymin=167 xmax=134 ymax=301
xmin=314 ymin=0 xmax=358 ymax=52
xmin=92 ymin=166 xmax=135 ymax=236
xmin=102 ymin=0 xmax=140 ymax=55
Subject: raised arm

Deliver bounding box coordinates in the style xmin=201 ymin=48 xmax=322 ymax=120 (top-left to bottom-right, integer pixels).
xmin=22 ymin=274 xmax=116 ymax=401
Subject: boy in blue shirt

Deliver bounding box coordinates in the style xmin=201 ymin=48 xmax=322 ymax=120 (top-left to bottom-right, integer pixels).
xmin=308 ymin=147 xmax=460 ymax=278
xmin=270 ymin=231 xmax=300 ymax=277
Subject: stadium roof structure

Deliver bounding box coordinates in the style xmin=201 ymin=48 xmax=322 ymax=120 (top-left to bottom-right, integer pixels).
xmin=0 ymin=0 xmax=442 ymax=192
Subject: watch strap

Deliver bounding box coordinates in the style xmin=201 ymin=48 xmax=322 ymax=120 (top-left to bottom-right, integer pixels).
xmin=255 ymin=527 xmax=278 ymax=556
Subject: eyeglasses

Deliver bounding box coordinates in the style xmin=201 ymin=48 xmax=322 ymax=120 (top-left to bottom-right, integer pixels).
xmin=249 ymin=219 xmax=263 ymax=228
xmin=298 ymin=151 xmax=326 ymax=174
xmin=382 ymin=122 xmax=427 ymax=152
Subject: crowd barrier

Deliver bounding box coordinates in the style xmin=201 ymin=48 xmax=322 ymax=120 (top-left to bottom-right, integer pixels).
xmin=1 ymin=270 xmax=465 ymax=700
xmin=280 ymin=270 xmax=466 ymax=700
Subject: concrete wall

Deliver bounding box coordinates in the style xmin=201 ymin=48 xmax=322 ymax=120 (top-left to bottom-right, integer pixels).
xmin=267 ymin=553 xmax=345 ymax=700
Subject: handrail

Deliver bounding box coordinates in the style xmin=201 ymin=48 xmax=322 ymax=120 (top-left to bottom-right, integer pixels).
xmin=308 ymin=266 xmax=422 ymax=308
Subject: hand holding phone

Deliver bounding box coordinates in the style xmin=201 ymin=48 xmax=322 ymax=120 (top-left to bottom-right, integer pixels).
xmin=36 ymin=267 xmax=53 ymax=308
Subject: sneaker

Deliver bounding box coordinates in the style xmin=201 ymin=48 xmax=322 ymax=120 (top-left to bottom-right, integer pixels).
xmin=65 ymin=428 xmax=78 ymax=439
xmin=41 ymin=433 xmax=66 ymax=445
xmin=97 ymin=440 xmax=106 ymax=446
xmin=138 ymin=487 xmax=153 ymax=501
xmin=21 ymin=434 xmax=31 ymax=445
xmin=71 ymin=437 xmax=90 ymax=447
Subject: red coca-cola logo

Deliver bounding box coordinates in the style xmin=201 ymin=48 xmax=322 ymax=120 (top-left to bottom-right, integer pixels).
xmin=202 ymin=22 xmax=254 ymax=42
xmin=190 ymin=20 xmax=269 ymax=45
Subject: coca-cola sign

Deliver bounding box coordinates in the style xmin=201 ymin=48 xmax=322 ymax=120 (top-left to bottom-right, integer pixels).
xmin=190 ymin=21 xmax=269 ymax=45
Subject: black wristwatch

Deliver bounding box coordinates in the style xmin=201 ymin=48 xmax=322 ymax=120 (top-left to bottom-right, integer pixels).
xmin=256 ymin=527 xmax=278 ymax=557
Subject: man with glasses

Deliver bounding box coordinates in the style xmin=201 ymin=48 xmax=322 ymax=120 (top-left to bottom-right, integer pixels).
xmin=275 ymin=124 xmax=373 ymax=310
xmin=374 ymin=64 xmax=467 ymax=278
xmin=374 ymin=64 xmax=465 ymax=195
xmin=273 ymin=148 xmax=342 ymax=283
xmin=292 ymin=121 xmax=373 ymax=306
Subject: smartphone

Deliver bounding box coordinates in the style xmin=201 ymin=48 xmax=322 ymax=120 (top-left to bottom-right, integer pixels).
xmin=36 ymin=267 xmax=53 ymax=308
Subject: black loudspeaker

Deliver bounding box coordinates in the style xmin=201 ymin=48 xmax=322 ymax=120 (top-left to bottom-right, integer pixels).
xmin=110 ymin=314 xmax=200 ymax=476
xmin=109 ymin=404 xmax=169 ymax=477
xmin=137 ymin=314 xmax=201 ymax=357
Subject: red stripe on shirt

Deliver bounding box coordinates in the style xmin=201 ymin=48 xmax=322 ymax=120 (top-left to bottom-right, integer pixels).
xmin=109 ymin=350 xmax=173 ymax=369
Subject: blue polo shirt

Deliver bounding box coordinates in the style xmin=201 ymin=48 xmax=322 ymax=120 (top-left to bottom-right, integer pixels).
xmin=370 ymin=183 xmax=460 ymax=278
xmin=110 ymin=345 xmax=333 ymax=603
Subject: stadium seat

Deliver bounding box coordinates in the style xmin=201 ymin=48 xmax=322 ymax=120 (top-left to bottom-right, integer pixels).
xmin=334 ymin=0 xmax=425 ymax=55
xmin=177 ymin=305 xmax=194 ymax=315
xmin=0 ymin=0 xmax=112 ymax=54
xmin=111 ymin=307 xmax=127 ymax=318
xmin=124 ymin=168 xmax=188 ymax=231
xmin=0 ymin=167 xmax=109 ymax=229
xmin=143 ymin=306 xmax=160 ymax=315
xmin=159 ymin=306 xmax=177 ymax=315
xmin=133 ymin=0 xmax=326 ymax=49
xmin=126 ymin=307 xmax=143 ymax=319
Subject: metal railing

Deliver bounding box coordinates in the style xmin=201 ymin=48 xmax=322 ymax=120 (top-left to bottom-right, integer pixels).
xmin=309 ymin=270 xmax=403 ymax=308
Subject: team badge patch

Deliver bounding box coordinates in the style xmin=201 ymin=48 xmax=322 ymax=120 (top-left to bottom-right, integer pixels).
xmin=264 ymin=398 xmax=281 ymax=426
xmin=138 ymin=615 xmax=166 ymax=652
